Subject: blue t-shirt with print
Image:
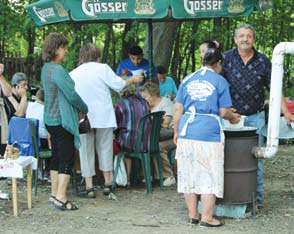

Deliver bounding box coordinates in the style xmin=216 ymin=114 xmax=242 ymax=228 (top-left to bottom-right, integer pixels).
xmin=176 ymin=68 xmax=232 ymax=142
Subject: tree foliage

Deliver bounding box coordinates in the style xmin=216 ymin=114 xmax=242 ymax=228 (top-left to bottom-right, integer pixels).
xmin=1 ymin=0 xmax=294 ymax=95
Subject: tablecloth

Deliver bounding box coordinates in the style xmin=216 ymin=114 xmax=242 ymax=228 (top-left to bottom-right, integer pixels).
xmin=0 ymin=156 xmax=37 ymax=178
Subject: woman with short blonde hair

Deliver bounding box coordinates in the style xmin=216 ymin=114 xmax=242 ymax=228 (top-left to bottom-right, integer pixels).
xmin=140 ymin=81 xmax=177 ymax=187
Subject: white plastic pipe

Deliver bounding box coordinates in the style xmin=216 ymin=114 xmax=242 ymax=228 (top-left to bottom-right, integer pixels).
xmin=254 ymin=42 xmax=294 ymax=159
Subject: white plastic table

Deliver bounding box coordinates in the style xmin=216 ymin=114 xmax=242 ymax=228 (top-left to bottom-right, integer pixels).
xmin=0 ymin=156 xmax=37 ymax=216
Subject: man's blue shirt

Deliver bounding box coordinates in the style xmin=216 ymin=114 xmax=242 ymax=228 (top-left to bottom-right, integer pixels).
xmin=221 ymin=48 xmax=271 ymax=115
xmin=116 ymin=57 xmax=157 ymax=82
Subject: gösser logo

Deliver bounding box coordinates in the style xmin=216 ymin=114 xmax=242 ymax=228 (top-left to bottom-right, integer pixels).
xmin=184 ymin=0 xmax=224 ymax=15
xmin=33 ymin=6 xmax=55 ymax=22
xmin=82 ymin=0 xmax=128 ymax=17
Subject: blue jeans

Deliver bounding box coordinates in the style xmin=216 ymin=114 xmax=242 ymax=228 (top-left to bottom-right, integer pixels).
xmin=244 ymin=112 xmax=265 ymax=201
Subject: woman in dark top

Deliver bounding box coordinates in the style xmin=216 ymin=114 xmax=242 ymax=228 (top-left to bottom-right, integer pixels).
xmin=3 ymin=72 xmax=28 ymax=121
xmin=0 ymin=67 xmax=27 ymax=155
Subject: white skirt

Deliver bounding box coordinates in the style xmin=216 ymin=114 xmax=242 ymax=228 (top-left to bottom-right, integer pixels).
xmin=175 ymin=138 xmax=224 ymax=198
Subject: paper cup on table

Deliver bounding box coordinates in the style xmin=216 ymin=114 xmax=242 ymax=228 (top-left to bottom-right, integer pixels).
xmin=223 ymin=115 xmax=246 ymax=129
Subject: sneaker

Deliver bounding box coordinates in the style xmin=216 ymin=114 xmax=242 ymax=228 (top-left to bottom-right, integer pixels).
xmin=163 ymin=177 xmax=176 ymax=187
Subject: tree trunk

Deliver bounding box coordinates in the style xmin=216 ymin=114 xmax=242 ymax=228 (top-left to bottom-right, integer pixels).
xmin=170 ymin=22 xmax=182 ymax=86
xmin=121 ymin=21 xmax=134 ymax=59
xmin=190 ymin=21 xmax=201 ymax=71
xmin=102 ymin=23 xmax=112 ymax=63
xmin=25 ymin=26 xmax=36 ymax=80
xmin=145 ymin=22 xmax=179 ymax=70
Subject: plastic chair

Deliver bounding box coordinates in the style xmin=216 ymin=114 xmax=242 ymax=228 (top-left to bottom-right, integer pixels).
xmin=112 ymin=111 xmax=165 ymax=194
xmin=8 ymin=116 xmax=40 ymax=157
xmin=28 ymin=120 xmax=53 ymax=195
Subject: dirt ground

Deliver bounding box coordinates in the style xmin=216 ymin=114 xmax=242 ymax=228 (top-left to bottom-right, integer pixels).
xmin=0 ymin=144 xmax=293 ymax=234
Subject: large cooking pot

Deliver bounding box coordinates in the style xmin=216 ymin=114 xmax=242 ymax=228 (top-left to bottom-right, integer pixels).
xmin=218 ymin=126 xmax=258 ymax=205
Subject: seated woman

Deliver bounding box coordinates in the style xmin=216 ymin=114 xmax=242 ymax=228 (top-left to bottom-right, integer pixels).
xmin=140 ymin=82 xmax=176 ymax=187
xmin=0 ymin=68 xmax=27 ymax=155
xmin=3 ymin=72 xmax=28 ymax=122
xmin=114 ymin=84 xmax=150 ymax=187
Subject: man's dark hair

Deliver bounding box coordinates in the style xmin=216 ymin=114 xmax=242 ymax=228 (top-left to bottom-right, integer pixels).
xmin=156 ymin=65 xmax=167 ymax=74
xmin=129 ymin=46 xmax=143 ymax=56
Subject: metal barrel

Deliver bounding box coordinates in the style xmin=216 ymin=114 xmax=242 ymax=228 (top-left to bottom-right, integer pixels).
xmin=218 ymin=130 xmax=258 ymax=205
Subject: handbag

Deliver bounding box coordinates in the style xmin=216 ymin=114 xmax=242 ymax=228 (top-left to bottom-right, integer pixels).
xmin=79 ymin=115 xmax=91 ymax=134
xmin=113 ymin=140 xmax=121 ymax=156
xmin=114 ymin=155 xmax=127 ymax=186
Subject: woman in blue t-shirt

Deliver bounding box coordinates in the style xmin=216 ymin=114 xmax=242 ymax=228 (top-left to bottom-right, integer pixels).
xmin=174 ymin=48 xmax=240 ymax=227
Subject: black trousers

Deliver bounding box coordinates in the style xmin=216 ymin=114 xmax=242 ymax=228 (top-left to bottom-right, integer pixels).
xmin=46 ymin=125 xmax=75 ymax=175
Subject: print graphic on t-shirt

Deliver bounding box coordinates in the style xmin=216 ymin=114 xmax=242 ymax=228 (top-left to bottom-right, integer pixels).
xmin=187 ymin=80 xmax=215 ymax=101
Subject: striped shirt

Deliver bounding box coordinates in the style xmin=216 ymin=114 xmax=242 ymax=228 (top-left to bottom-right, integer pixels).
xmin=114 ymin=95 xmax=150 ymax=152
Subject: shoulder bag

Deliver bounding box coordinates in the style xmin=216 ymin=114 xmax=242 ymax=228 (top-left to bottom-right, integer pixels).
xmin=79 ymin=115 xmax=91 ymax=134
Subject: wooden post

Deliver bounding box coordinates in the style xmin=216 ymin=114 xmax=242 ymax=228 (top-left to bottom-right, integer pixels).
xmin=12 ymin=178 xmax=18 ymax=216
xmin=27 ymin=165 xmax=32 ymax=209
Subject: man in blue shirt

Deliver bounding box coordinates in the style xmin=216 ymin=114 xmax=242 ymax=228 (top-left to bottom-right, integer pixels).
xmin=116 ymin=46 xmax=157 ymax=85
xmin=222 ymin=24 xmax=294 ymax=204
xmin=157 ymin=65 xmax=177 ymax=101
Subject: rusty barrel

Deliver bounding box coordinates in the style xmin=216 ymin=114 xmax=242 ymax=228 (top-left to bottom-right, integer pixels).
xmin=218 ymin=126 xmax=258 ymax=205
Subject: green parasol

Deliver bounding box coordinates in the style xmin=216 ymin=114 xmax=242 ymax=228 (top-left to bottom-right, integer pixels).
xmin=25 ymin=0 xmax=273 ymax=79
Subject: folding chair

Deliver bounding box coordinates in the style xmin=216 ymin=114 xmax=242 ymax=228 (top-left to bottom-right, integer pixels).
xmin=112 ymin=111 xmax=165 ymax=194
